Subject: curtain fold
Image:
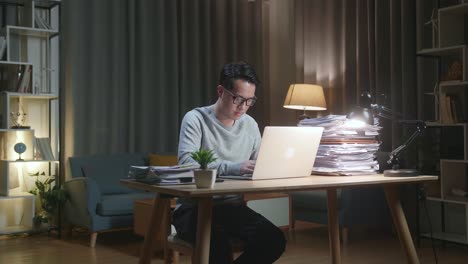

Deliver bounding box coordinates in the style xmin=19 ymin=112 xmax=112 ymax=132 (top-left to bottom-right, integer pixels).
xmin=297 ymin=0 xmax=416 ymax=151
xmin=61 ymin=0 xmax=263 ymax=177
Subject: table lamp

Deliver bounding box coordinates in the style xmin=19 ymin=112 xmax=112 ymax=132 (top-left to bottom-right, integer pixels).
xmin=283 ymin=84 xmax=327 ymax=120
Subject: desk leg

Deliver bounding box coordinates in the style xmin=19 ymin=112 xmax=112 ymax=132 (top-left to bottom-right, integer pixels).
xmin=384 ymin=185 xmax=420 ymax=264
xmin=327 ymin=188 xmax=341 ymax=264
xmin=139 ymin=194 xmax=169 ymax=264
xmin=193 ymin=197 xmax=213 ymax=264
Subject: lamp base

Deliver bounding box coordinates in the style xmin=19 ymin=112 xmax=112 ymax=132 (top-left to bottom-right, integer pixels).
xmin=383 ymin=169 xmax=419 ymax=177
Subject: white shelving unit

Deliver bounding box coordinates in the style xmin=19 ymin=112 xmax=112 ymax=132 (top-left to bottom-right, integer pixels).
xmin=417 ymin=0 xmax=468 ymax=244
xmin=0 ymin=192 xmax=34 ymax=234
xmin=0 ymin=0 xmax=60 ymax=235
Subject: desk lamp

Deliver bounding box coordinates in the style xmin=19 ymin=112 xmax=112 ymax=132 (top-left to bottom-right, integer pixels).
xmin=347 ymin=92 xmax=374 ymax=125
xmin=347 ymin=92 xmax=427 ymax=177
xmin=381 ymin=120 xmax=426 ymax=177
xmin=283 ymin=84 xmax=327 ymax=120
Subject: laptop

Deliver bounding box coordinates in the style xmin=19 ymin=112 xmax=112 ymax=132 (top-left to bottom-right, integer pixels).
xmin=220 ymin=126 xmax=323 ymax=180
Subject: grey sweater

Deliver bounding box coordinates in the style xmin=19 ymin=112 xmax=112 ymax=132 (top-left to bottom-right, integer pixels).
xmin=177 ymin=104 xmax=261 ymax=205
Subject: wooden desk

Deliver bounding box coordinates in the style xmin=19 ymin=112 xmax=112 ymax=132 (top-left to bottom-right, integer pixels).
xmin=121 ymin=174 xmax=438 ymax=264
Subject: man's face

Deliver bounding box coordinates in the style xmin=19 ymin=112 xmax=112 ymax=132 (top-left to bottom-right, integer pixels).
xmin=217 ymin=79 xmax=256 ymax=121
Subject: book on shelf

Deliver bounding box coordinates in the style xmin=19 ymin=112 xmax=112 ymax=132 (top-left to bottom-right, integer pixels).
xmin=440 ymin=94 xmax=466 ymax=124
xmin=16 ymin=65 xmax=31 ymax=93
xmin=0 ymin=36 xmax=6 ymax=61
xmin=34 ymin=137 xmax=55 ymax=160
xmin=34 ymin=10 xmax=51 ymax=30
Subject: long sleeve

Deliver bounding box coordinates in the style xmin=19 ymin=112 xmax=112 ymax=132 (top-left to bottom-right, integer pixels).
xmin=177 ymin=105 xmax=261 ymax=176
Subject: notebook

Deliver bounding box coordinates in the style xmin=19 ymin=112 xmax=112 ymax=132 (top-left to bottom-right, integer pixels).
xmin=220 ymin=126 xmax=323 ymax=180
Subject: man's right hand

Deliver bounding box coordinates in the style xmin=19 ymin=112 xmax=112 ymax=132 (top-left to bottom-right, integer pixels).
xmin=240 ymin=160 xmax=256 ymax=175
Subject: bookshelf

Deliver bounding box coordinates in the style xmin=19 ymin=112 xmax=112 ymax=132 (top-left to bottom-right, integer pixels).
xmin=0 ymin=0 xmax=59 ymax=235
xmin=417 ymin=0 xmax=468 ymax=244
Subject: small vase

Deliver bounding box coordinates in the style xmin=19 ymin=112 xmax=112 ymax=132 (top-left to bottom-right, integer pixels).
xmin=193 ymin=169 xmax=217 ymax=188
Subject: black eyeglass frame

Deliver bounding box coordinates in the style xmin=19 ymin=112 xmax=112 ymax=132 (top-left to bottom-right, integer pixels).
xmin=222 ymin=87 xmax=257 ymax=106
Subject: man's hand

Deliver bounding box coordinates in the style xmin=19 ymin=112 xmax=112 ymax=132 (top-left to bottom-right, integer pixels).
xmin=240 ymin=160 xmax=256 ymax=175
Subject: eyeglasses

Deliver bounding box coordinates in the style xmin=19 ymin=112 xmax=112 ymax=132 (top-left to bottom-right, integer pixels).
xmin=223 ymin=88 xmax=257 ymax=106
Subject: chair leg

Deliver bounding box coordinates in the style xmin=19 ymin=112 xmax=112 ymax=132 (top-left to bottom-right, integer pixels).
xmin=341 ymin=227 xmax=349 ymax=245
xmin=90 ymin=232 xmax=98 ymax=248
xmin=164 ymin=247 xmax=180 ymax=264
xmin=63 ymin=223 xmax=73 ymax=239
xmin=174 ymin=250 xmax=181 ymax=264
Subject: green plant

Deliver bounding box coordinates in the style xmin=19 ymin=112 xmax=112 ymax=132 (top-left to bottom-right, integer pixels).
xmin=190 ymin=149 xmax=217 ymax=170
xmin=29 ymin=172 xmax=69 ymax=225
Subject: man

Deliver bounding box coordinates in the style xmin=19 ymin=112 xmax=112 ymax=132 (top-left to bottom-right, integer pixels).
xmin=174 ymin=62 xmax=286 ymax=263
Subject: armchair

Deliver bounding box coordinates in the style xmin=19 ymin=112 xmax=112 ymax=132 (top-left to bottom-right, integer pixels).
xmin=63 ymin=153 xmax=154 ymax=247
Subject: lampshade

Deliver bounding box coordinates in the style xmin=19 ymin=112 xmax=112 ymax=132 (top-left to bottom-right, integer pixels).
xmin=283 ymin=84 xmax=327 ymax=111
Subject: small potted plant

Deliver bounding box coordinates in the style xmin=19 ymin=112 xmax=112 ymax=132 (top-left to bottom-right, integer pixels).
xmin=190 ymin=149 xmax=217 ymax=188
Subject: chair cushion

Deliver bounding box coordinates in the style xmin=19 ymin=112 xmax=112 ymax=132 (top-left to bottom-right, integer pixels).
xmin=97 ymin=192 xmax=154 ymax=216
xmin=70 ymin=153 xmax=147 ymax=194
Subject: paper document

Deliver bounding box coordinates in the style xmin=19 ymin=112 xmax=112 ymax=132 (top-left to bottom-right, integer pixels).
xmin=299 ymin=115 xmax=382 ymax=176
xmin=128 ymin=163 xmax=199 ymax=184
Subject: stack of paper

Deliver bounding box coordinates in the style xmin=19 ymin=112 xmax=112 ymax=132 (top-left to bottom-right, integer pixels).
xmin=128 ymin=163 xmax=199 ymax=185
xmin=299 ymin=115 xmax=381 ymax=176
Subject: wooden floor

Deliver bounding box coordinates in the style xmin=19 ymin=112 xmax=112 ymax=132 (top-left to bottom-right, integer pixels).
xmin=1 ymin=223 xmax=468 ymax=264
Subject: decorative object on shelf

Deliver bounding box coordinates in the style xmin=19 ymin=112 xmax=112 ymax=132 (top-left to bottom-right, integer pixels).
xmin=10 ymin=105 xmax=30 ymax=129
xmin=190 ymin=149 xmax=217 ymax=188
xmin=29 ymin=172 xmax=69 ymax=227
xmin=441 ymin=60 xmax=463 ymax=81
xmin=424 ymin=8 xmax=439 ymax=48
xmin=0 ymin=129 xmax=34 ymax=160
xmin=13 ymin=142 xmax=26 ymax=161
xmin=283 ymin=84 xmax=327 ymax=120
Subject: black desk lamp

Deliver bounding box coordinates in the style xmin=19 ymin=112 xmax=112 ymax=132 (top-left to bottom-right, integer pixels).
xmin=383 ymin=120 xmax=426 ymax=177
xmin=347 ymin=92 xmax=427 ymax=177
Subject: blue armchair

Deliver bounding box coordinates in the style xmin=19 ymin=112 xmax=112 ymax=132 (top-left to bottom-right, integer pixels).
xmin=63 ymin=153 xmax=154 ymax=247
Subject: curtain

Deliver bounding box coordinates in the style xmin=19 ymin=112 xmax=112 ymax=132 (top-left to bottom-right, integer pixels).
xmin=60 ymin=0 xmax=264 ymax=176
xmin=296 ymin=0 xmax=417 ymax=152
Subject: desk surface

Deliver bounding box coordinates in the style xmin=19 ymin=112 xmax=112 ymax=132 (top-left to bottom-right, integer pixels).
xmin=121 ymin=174 xmax=437 ymax=198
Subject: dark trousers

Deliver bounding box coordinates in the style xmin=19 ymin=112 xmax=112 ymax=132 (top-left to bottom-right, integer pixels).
xmin=172 ymin=202 xmax=286 ymax=264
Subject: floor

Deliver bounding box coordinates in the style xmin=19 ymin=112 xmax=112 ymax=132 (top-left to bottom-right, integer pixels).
xmin=0 ymin=223 xmax=467 ymax=264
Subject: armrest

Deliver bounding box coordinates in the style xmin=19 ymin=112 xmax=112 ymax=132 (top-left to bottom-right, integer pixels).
xmin=63 ymin=177 xmax=102 ymax=227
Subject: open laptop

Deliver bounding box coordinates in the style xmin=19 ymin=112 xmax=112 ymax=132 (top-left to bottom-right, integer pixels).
xmin=220 ymin=126 xmax=323 ymax=180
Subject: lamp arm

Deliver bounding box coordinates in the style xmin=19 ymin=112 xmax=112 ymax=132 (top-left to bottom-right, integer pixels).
xmin=386 ymin=121 xmax=426 ymax=168
xmin=370 ymin=104 xmax=404 ymax=121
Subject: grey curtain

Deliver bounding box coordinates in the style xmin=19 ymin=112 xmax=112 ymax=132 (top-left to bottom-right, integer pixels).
xmin=296 ymin=0 xmax=417 ymax=152
xmin=60 ymin=0 xmax=264 ymax=171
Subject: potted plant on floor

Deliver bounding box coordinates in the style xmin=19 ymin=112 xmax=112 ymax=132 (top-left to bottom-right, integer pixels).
xmin=29 ymin=172 xmax=69 ymax=229
xmin=190 ymin=149 xmax=217 ymax=188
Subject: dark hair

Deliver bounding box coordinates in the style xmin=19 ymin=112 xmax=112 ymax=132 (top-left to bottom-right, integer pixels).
xmin=218 ymin=62 xmax=261 ymax=90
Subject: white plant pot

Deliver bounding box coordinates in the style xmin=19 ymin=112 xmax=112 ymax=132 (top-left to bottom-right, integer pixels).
xmin=193 ymin=169 xmax=217 ymax=188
